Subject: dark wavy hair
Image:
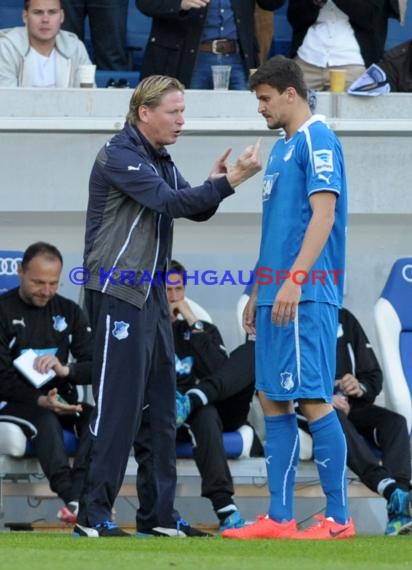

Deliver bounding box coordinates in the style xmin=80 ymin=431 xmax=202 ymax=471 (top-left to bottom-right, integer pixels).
xmin=249 ymin=55 xmax=308 ymax=100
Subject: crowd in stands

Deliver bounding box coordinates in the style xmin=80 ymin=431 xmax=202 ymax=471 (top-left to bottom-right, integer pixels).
xmin=0 ymin=0 xmax=411 ymax=90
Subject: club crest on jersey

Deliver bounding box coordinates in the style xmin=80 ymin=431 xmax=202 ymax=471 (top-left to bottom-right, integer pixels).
xmin=313 ymin=149 xmax=333 ymax=173
xmin=280 ymin=371 xmax=294 ymax=391
xmin=52 ymin=315 xmax=67 ymax=332
xmin=175 ymin=354 xmax=194 ymax=376
xmin=112 ymin=321 xmax=129 ymax=340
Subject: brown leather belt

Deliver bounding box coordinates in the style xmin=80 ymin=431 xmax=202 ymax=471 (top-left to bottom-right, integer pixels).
xmin=199 ymin=39 xmax=238 ymax=55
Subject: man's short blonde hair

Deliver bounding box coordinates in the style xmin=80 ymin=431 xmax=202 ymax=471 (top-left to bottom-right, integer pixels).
xmin=126 ymin=75 xmax=185 ymax=126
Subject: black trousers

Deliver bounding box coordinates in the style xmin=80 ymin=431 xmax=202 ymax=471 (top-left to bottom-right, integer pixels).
xmin=79 ymin=287 xmax=178 ymax=528
xmin=61 ymin=0 xmax=129 ymax=70
xmin=299 ymin=403 xmax=411 ymax=493
xmin=339 ymin=404 xmax=411 ymax=492
xmin=177 ymin=341 xmax=256 ymax=512
xmin=0 ymin=401 xmax=93 ymax=504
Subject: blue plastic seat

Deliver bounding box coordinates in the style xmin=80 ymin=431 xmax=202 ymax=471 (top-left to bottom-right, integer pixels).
xmin=0 ymin=1 xmax=23 ymax=31
xmin=176 ymin=425 xmax=256 ymax=459
xmin=270 ymin=2 xmax=292 ymax=57
xmin=374 ymin=258 xmax=412 ymax=433
xmin=25 ymin=429 xmax=79 ymax=456
xmin=386 ymin=8 xmax=412 ymax=51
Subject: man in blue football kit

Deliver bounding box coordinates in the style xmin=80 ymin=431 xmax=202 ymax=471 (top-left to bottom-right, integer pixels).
xmin=223 ymin=55 xmax=355 ymax=540
xmin=74 ymin=75 xmax=262 ymax=537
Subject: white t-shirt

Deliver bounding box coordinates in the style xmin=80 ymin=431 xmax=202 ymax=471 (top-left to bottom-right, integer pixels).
xmin=298 ymin=0 xmax=364 ymax=67
xmin=25 ymin=47 xmax=57 ymax=87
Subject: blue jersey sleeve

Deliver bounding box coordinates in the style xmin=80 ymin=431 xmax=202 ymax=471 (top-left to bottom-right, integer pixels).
xmin=298 ymin=123 xmax=344 ymax=198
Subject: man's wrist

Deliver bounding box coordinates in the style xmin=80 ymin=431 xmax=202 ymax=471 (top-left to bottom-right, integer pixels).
xmin=189 ymin=320 xmax=205 ymax=333
xmin=37 ymin=394 xmax=46 ymax=407
xmin=61 ymin=364 xmax=71 ymax=378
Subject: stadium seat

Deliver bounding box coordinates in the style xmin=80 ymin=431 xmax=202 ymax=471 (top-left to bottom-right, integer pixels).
xmin=0 ymin=1 xmax=22 ymax=31
xmin=374 ymin=257 xmax=412 ymax=433
xmin=386 ymin=5 xmax=412 ymax=51
xmin=176 ymin=425 xmax=257 ymax=459
xmin=180 ymin=296 xmax=213 ymax=324
xmin=270 ymin=2 xmax=292 ymax=57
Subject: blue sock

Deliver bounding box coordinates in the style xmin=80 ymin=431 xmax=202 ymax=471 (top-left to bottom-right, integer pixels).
xmin=309 ymin=410 xmax=349 ymax=524
xmin=264 ymin=413 xmax=299 ymax=522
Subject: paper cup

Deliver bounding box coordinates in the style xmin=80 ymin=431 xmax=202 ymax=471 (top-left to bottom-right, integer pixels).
xmin=211 ymin=65 xmax=231 ymax=90
xmin=78 ymin=64 xmax=96 ymax=88
xmin=329 ymin=69 xmax=347 ymax=92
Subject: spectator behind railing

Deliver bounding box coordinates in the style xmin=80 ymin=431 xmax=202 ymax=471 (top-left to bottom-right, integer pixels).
xmin=287 ymin=0 xmax=402 ymax=91
xmin=60 ymin=0 xmax=128 ymax=71
xmin=0 ymin=0 xmax=92 ymax=88
xmin=136 ymin=0 xmax=286 ymax=90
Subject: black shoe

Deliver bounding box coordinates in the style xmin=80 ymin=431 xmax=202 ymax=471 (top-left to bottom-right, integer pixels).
xmin=136 ymin=518 xmax=213 ymax=538
xmin=73 ymin=521 xmax=130 ymax=537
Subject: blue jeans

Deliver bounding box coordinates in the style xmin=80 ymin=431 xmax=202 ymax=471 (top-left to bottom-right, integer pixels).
xmin=190 ymin=51 xmax=248 ymax=90
xmin=61 ymin=0 xmax=128 ymax=70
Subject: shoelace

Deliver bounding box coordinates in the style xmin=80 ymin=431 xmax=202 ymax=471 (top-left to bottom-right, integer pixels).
xmin=176 ymin=517 xmax=189 ymax=535
xmin=96 ymin=520 xmax=118 ymax=530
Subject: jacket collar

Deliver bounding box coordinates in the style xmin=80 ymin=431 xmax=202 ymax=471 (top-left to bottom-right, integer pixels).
xmin=126 ymin=123 xmax=172 ymax=163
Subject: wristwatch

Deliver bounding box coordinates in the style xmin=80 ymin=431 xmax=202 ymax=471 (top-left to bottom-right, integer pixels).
xmin=189 ymin=320 xmax=204 ymax=332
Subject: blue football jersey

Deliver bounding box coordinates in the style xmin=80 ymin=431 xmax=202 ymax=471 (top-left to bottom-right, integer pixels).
xmin=256 ymin=115 xmax=347 ymax=307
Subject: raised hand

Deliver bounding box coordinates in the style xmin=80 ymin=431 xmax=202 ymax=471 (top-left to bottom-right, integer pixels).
xmin=209 ymin=147 xmax=232 ymax=179
xmin=226 ymin=138 xmax=262 ymax=188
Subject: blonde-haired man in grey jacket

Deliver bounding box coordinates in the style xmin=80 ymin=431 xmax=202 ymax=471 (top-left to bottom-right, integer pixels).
xmin=0 ymin=0 xmax=91 ymax=87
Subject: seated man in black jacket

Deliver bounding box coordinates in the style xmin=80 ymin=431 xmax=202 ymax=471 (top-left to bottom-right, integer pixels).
xmin=0 ymin=242 xmax=93 ymax=524
xmin=166 ymin=260 xmax=262 ymax=531
xmin=298 ymin=307 xmax=412 ymax=535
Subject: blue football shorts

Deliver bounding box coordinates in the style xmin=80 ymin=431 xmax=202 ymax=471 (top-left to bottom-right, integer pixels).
xmin=255 ymin=301 xmax=338 ymax=402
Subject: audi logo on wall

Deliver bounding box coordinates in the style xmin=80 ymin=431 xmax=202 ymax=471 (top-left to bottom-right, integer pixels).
xmin=0 ymin=257 xmax=22 ymax=276
xmin=402 ymin=264 xmax=412 ymax=283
